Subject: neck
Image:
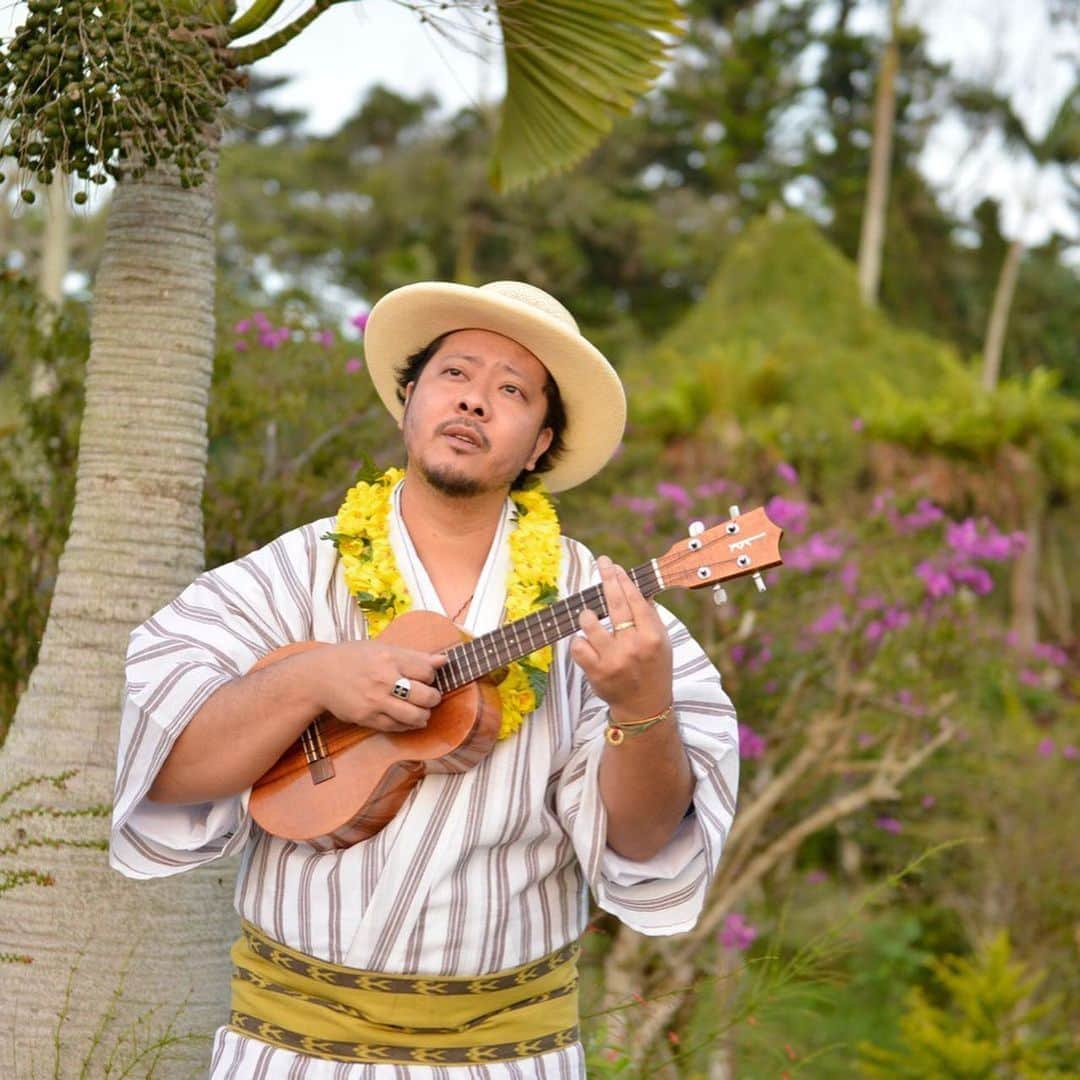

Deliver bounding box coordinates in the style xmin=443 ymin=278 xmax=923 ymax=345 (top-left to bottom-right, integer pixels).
xmin=399 ymin=468 xmax=509 ymax=555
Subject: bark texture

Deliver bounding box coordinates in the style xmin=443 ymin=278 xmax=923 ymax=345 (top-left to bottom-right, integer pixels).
xmin=0 ymin=158 xmax=236 ymax=1078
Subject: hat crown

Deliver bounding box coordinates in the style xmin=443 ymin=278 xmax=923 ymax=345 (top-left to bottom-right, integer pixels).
xmin=479 ymin=281 xmax=580 ymax=334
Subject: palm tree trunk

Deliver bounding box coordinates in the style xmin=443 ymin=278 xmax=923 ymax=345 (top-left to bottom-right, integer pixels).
xmin=857 ymin=0 xmax=901 ymax=307
xmin=0 ymin=151 xmax=236 ymax=1078
xmin=981 ymin=236 xmax=1023 ymax=392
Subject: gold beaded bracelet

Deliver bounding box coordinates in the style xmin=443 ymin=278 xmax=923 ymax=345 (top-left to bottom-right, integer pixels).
xmin=605 ymin=703 xmax=675 ymax=746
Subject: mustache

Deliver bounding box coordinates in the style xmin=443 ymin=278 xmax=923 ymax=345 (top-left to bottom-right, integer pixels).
xmin=436 ymin=420 xmax=490 ymax=449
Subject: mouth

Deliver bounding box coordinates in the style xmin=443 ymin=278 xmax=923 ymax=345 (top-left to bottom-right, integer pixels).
xmin=439 ymin=423 xmax=487 ymax=451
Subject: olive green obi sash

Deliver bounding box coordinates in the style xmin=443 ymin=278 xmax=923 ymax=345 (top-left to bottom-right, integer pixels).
xmin=229 ymin=921 xmax=580 ymax=1066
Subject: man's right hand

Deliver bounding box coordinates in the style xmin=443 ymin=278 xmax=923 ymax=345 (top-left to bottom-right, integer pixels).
xmin=306 ymin=641 xmax=446 ymax=733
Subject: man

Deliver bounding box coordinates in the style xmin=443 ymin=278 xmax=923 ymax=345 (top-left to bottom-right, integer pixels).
xmin=111 ymin=280 xmax=739 ymax=1077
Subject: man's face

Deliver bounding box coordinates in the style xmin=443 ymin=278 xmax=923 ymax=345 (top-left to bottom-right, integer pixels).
xmin=401 ymin=329 xmax=555 ymax=498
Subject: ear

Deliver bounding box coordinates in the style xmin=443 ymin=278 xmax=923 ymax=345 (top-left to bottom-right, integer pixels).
xmin=399 ymin=382 xmax=415 ymax=430
xmin=525 ymin=426 xmax=554 ymax=471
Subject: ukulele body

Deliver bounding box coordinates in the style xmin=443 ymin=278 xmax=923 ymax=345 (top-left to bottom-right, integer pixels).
xmin=248 ymin=610 xmax=502 ymax=851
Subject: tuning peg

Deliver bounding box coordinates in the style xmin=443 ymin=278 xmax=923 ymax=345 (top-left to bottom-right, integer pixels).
xmin=688 ymin=520 xmax=705 ymax=537
xmin=728 ymin=504 xmax=741 ymax=519
xmin=752 ymin=572 xmax=767 ymax=592
xmin=713 ymin=585 xmax=728 ymax=605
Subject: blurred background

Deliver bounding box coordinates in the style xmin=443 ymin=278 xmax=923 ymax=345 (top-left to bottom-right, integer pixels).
xmin=2 ymin=0 xmax=1078 ymax=1074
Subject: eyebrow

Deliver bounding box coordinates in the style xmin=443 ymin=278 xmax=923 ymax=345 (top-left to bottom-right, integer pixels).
xmin=438 ymin=352 xmax=532 ymax=385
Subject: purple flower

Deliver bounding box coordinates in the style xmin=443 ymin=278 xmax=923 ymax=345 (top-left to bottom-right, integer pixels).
xmin=946 ymin=518 xmax=1024 ymax=562
xmin=313 ymin=329 xmax=335 ymax=348
xmin=656 ymin=481 xmax=693 ymax=510
xmin=1064 ymin=745 xmax=1078 ymax=760
xmin=613 ymin=495 xmax=657 ymax=518
xmin=808 ymin=604 xmax=846 ymax=636
xmin=233 ymin=339 xmax=249 ymax=352
xmin=787 ymin=533 xmax=845 ymax=571
xmin=738 ymin=724 xmax=767 ymax=759
xmin=858 ymin=592 xmax=885 ymax=611
xmin=765 ymin=495 xmax=809 ymax=535
xmin=882 ymin=606 xmax=910 ymax=631
xmin=719 ymin=912 xmax=759 ymax=951
xmin=865 ymin=620 xmax=884 ymax=643
xmin=851 ymin=417 xmax=865 ymax=432
xmin=345 ymin=358 xmax=364 ymax=374
xmin=730 ymin=643 xmax=748 ymax=665
xmin=949 ymin=564 xmax=994 ymax=595
xmin=350 ymin=311 xmax=370 ymax=332
xmin=1037 ymin=737 xmax=1056 ymax=757
xmin=875 ymin=816 xmax=903 ymax=835
xmin=695 ymin=479 xmax=728 ymax=497
xmin=776 ymin=461 xmax=799 ymax=485
xmin=897 ymin=690 xmax=913 ymax=706
xmin=896 ymin=499 xmax=944 ymax=533
xmin=1032 ymin=642 xmax=1069 ymax=667
xmin=921 ymin=795 xmax=936 ymax=809
xmin=916 ymin=560 xmax=955 ymax=599
xmin=252 ymin=311 xmax=270 ymax=329
xmin=840 ymin=561 xmax=859 ymax=594
xmin=1018 ymin=668 xmax=1042 ymax=688
xmin=857 ymin=732 xmax=876 ymax=748
xmin=233 ymin=318 xmax=251 ymax=334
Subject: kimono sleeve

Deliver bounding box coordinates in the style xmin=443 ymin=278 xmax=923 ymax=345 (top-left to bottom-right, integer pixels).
xmin=109 ymin=522 xmax=328 ymax=880
xmin=553 ymin=556 xmax=739 ymax=935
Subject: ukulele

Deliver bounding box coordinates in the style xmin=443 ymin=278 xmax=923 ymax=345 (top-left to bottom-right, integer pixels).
xmin=249 ymin=506 xmax=783 ymax=850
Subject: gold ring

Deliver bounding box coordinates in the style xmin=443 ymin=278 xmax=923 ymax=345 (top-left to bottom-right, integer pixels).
xmin=612 ymin=620 xmax=635 ymax=632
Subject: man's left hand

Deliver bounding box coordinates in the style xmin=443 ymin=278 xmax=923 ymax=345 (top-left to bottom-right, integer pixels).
xmin=570 ymin=555 xmax=673 ymax=723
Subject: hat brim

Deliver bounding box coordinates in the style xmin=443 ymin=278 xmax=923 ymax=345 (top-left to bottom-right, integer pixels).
xmin=363 ymin=283 xmax=626 ymax=493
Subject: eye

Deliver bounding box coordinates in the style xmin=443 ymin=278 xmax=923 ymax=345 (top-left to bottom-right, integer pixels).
xmin=503 ymin=384 xmax=523 ymax=397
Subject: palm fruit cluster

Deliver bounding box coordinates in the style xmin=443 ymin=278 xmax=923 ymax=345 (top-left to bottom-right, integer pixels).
xmin=0 ymin=0 xmax=233 ymax=203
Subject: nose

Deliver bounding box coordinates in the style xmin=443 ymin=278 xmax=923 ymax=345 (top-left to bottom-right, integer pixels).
xmin=457 ymin=391 xmax=487 ymax=419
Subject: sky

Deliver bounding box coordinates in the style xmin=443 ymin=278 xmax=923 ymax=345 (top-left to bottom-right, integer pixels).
xmin=1 ymin=0 xmax=1077 ymax=247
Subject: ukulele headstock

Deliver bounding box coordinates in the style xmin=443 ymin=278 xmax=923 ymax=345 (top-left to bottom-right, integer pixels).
xmin=657 ymin=506 xmax=784 ymax=596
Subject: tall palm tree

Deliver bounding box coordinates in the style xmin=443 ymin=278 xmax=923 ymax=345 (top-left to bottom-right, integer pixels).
xmin=0 ymin=2 xmax=684 ymax=1073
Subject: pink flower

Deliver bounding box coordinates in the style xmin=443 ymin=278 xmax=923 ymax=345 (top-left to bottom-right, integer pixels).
xmin=851 ymin=417 xmax=865 ymax=432
xmin=233 ymin=339 xmax=249 ymax=352
xmin=765 ymin=495 xmax=809 ymax=535
xmin=776 ymin=461 xmax=799 ymax=485
xmin=808 ymin=604 xmax=846 ymax=636
xmin=252 ymin=311 xmax=270 ymax=330
xmin=233 ymin=318 xmax=251 ymax=334
xmin=738 ymin=724 xmax=766 ymax=759
xmin=1032 ymin=642 xmax=1069 ymax=667
xmin=656 ymin=481 xmax=693 ymax=510
xmin=719 ymin=912 xmax=758 ymax=951
xmin=875 ymin=816 xmax=903 ymax=835
xmin=1018 ymin=668 xmax=1042 ymax=688
xmin=313 ymin=329 xmax=334 ymax=348
xmin=916 ymin=560 xmax=954 ymax=599
xmin=921 ymin=795 xmax=936 ymax=809
xmin=1063 ymin=745 xmax=1078 ymax=760
xmin=350 ymin=311 xmax=369 ymax=332
xmin=695 ymin=479 xmax=728 ymax=497
xmin=896 ymin=499 xmax=944 ymax=533
xmin=345 ymin=358 xmax=364 ymax=374
xmin=1037 ymin=737 xmax=1056 ymax=757
xmin=787 ymin=533 xmax=845 ymax=571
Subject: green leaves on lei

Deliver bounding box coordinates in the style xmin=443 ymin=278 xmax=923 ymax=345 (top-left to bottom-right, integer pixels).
xmin=327 ymin=469 xmax=561 ymax=740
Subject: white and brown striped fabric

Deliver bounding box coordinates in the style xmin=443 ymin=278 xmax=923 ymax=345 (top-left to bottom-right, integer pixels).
xmin=111 ymin=486 xmax=739 ymax=1078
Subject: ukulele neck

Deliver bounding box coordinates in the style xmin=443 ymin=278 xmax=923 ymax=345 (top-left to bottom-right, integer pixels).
xmin=434 ymin=562 xmax=662 ymax=694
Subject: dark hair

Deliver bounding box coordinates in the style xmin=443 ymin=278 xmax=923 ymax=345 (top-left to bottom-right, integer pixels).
xmin=394 ymin=333 xmax=567 ymax=490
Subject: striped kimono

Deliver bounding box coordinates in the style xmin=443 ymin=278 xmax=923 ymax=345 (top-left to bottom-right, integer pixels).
xmin=110 ymin=487 xmax=740 ymax=1078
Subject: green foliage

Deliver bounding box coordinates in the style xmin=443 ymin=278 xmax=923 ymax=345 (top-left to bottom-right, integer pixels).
xmin=492 ymin=0 xmax=684 ymax=191
xmin=858 ymin=932 xmax=1079 ymax=1078
xmin=0 ymin=275 xmax=86 ymax=740
xmin=864 ymin=359 xmax=1080 ymax=494
xmin=0 ymin=0 xmax=230 ymax=200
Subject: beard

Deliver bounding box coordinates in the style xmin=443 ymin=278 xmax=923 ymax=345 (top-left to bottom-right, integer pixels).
xmin=415 ymin=458 xmax=492 ymax=498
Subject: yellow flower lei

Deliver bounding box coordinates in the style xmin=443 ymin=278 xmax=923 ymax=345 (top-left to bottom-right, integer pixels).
xmin=330 ymin=468 xmax=561 ymax=740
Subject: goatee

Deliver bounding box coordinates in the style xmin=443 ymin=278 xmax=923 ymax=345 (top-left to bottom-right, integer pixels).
xmin=417 ymin=461 xmax=488 ymax=498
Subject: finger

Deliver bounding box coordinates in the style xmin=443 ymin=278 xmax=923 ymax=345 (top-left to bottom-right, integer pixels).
xmin=597 ymin=556 xmax=633 ymax=633
xmin=569 ymin=634 xmax=601 ymax=672
xmin=380 ymin=701 xmax=433 ymax=730
xmin=398 ymin=649 xmax=450 ymax=685
xmin=578 ymin=607 xmax=613 ymax=653
xmin=617 ymin=565 xmax=663 ymax=632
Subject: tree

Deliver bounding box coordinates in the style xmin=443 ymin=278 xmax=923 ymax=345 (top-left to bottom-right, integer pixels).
xmin=0 ymin=1 xmax=686 ymax=1073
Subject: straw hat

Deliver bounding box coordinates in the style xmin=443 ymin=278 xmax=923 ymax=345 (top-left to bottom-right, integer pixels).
xmin=363 ymin=280 xmax=626 ymax=492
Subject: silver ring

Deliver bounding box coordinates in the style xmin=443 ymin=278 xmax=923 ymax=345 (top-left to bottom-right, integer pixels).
xmin=392 ymin=677 xmax=412 ymax=700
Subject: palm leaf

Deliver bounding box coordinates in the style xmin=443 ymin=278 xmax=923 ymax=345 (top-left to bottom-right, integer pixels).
xmin=491 ymin=0 xmax=684 ymax=190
